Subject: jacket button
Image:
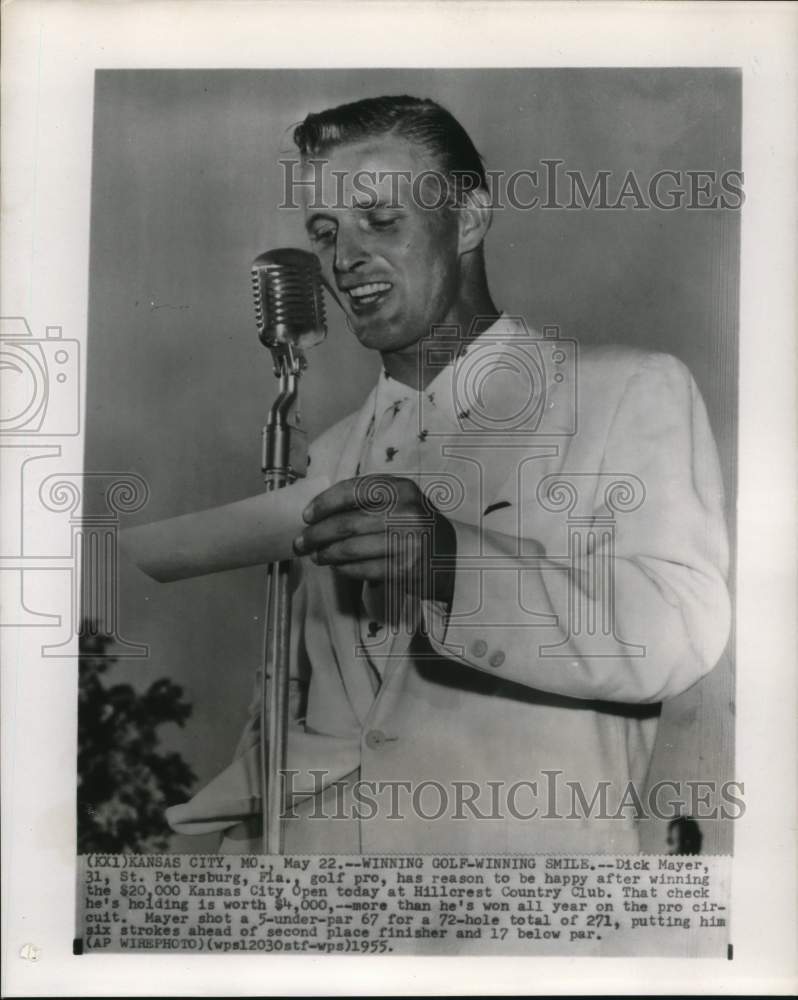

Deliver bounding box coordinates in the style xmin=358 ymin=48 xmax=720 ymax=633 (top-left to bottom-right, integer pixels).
xmin=471 ymin=639 xmax=488 ymax=658
xmin=365 ymin=729 xmax=387 ymax=750
xmin=488 ymin=650 xmax=506 ymax=668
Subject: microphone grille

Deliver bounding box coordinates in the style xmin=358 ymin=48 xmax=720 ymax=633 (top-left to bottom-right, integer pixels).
xmin=251 ymin=248 xmax=326 ymax=351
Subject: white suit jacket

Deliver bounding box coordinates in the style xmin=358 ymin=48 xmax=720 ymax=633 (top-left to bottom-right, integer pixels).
xmin=167 ymin=319 xmax=730 ymax=854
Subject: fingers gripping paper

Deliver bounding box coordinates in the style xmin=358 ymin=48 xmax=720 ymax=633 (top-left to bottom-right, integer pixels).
xmin=119 ymin=476 xmax=330 ymax=582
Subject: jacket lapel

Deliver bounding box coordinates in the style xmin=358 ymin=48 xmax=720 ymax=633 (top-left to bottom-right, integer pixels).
xmin=333 ymin=384 xmax=378 ymax=482
xmin=311 ymin=386 xmax=381 ymax=725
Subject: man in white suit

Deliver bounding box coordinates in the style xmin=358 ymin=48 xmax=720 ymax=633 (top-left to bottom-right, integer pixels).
xmin=167 ymin=96 xmax=730 ymax=853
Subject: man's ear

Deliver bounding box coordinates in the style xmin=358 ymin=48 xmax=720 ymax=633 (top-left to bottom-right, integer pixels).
xmin=456 ymin=187 xmax=493 ymax=255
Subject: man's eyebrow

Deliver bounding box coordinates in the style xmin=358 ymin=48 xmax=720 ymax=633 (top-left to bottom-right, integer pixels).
xmin=306 ymin=199 xmax=405 ymax=226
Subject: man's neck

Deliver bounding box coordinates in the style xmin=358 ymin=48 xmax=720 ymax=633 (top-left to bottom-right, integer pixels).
xmin=381 ymin=290 xmax=501 ymax=391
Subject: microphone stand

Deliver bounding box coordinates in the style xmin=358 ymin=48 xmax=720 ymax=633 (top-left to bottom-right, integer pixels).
xmin=260 ymin=341 xmax=306 ymax=854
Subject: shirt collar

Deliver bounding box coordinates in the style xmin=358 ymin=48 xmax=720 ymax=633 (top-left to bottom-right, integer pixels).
xmin=372 ymin=313 xmax=521 ymax=416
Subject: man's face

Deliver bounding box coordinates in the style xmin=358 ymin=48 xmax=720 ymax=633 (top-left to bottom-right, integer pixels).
xmin=300 ymin=135 xmax=461 ymax=354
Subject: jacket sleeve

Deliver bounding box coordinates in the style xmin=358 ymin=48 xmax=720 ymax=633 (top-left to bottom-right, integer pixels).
xmin=422 ymin=353 xmax=731 ymax=704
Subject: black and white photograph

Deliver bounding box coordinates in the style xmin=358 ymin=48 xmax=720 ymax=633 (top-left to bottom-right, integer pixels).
xmin=2 ymin=2 xmax=796 ymax=995
xmin=84 ymin=67 xmax=740 ymax=865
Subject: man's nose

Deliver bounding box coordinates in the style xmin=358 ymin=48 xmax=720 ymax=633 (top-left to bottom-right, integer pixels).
xmin=333 ymin=224 xmax=368 ymax=273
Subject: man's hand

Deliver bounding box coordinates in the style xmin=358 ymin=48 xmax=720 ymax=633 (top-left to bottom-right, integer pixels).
xmin=293 ymin=475 xmax=457 ymax=606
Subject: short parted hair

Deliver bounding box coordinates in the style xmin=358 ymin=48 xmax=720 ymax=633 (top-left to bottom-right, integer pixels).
xmin=292 ymin=95 xmax=488 ymax=199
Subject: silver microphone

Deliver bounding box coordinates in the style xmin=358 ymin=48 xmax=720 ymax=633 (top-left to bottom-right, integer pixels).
xmin=251 ymin=248 xmax=327 ymax=361
xmin=249 ymin=248 xmax=327 ymax=854
xmin=251 ymin=248 xmax=327 ymax=483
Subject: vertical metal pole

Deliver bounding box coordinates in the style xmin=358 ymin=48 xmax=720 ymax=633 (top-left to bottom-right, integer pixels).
xmin=260 ymin=552 xmax=292 ymax=854
xmin=264 ymin=560 xmax=292 ymax=852
xmin=259 ymin=562 xmax=274 ymax=851
xmin=259 ymin=363 xmax=301 ymax=854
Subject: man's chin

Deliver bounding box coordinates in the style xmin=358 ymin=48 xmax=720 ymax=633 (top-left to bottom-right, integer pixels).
xmin=347 ymin=314 xmax=396 ymax=350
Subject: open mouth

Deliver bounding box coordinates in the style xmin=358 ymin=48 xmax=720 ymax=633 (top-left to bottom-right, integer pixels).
xmin=345 ymin=281 xmax=393 ymax=313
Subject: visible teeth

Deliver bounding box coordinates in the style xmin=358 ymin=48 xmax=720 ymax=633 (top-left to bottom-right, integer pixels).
xmin=349 ymin=282 xmax=391 ymax=298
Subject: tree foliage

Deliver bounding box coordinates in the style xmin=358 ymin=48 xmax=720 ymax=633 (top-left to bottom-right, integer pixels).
xmin=78 ymin=625 xmax=196 ymax=853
